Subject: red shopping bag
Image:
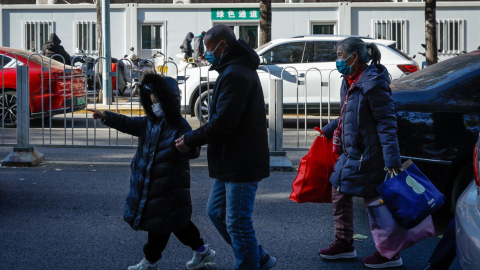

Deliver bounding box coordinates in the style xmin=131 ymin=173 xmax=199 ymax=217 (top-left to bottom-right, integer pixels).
xmin=290 ymin=127 xmax=338 ymax=203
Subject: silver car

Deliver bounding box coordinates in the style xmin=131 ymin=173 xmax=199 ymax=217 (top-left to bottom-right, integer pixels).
xmin=455 ymin=134 xmax=480 ymax=270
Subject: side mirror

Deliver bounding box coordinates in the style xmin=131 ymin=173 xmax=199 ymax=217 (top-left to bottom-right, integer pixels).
xmin=412 ymin=55 xmax=416 ymax=59
xmin=130 ymin=47 xmax=134 ymax=52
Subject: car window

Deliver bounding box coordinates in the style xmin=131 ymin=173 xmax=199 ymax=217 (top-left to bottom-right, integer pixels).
xmin=0 ymin=55 xmax=13 ymax=68
xmin=306 ymin=41 xmax=338 ymax=63
xmin=395 ymin=51 xmax=480 ymax=90
xmin=388 ymin=44 xmax=412 ymax=60
xmin=255 ymin=41 xmax=272 ymax=53
xmin=261 ymin=42 xmax=306 ymax=65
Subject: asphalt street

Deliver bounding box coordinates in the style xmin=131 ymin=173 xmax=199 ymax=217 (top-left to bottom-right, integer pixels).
xmin=0 ymin=145 xmax=460 ymax=270
xmin=0 ymin=110 xmax=459 ymax=270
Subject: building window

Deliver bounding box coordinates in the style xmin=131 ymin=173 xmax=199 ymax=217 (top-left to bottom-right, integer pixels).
xmin=311 ymin=23 xmax=336 ymax=35
xmin=372 ymin=19 xmax=407 ymax=52
xmin=76 ymin=21 xmax=97 ymax=54
xmin=437 ymin=19 xmax=464 ymax=54
xmin=23 ymin=21 xmax=54 ymax=52
xmin=141 ymin=25 xmax=163 ymax=50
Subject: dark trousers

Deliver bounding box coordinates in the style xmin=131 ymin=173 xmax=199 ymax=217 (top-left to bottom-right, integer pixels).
xmin=143 ymin=221 xmax=204 ymax=263
xmin=332 ymin=186 xmax=375 ymax=242
xmin=428 ymin=218 xmax=457 ymax=270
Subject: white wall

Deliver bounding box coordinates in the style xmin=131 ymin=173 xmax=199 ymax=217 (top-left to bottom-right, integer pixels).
xmin=271 ymin=7 xmax=339 ymax=40
xmin=2 ymin=7 xmax=126 ymax=58
xmin=2 ymin=2 xmax=480 ymax=68
xmin=137 ymin=8 xmax=211 ymax=60
xmin=352 ymin=5 xmax=480 ymax=65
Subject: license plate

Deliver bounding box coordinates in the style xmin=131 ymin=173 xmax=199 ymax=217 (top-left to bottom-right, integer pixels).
xmin=77 ymin=96 xmax=86 ymax=106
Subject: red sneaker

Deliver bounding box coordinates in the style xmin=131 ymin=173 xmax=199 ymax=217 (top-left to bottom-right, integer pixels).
xmin=318 ymin=238 xmax=357 ymax=260
xmin=363 ymin=252 xmax=403 ymax=269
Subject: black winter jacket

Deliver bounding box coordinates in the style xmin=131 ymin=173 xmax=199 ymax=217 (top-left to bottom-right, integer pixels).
xmin=194 ymin=35 xmax=205 ymax=60
xmin=322 ymin=64 xmax=402 ymax=198
xmin=40 ymin=33 xmax=71 ymax=65
xmin=183 ymin=38 xmax=270 ymax=183
xmin=180 ymin=32 xmax=194 ymax=58
xmin=102 ymin=75 xmax=199 ymax=234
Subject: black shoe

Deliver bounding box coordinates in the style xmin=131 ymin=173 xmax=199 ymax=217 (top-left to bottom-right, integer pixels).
xmin=424 ymin=263 xmax=436 ymax=270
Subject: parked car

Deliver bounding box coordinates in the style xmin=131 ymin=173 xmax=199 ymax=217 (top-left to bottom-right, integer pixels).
xmin=0 ymin=47 xmax=86 ymax=127
xmin=180 ymin=35 xmax=419 ymax=124
xmin=455 ymin=133 xmax=480 ymax=270
xmin=391 ymin=50 xmax=480 ymax=212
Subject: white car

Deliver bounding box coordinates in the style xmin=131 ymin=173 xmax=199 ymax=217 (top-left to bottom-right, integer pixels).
xmin=178 ymin=35 xmax=419 ymax=124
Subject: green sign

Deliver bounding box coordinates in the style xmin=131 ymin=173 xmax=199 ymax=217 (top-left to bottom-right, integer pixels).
xmin=211 ymin=8 xmax=260 ymax=21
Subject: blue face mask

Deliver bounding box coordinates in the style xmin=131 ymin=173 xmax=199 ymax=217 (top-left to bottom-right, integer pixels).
xmin=205 ymin=41 xmax=225 ymax=66
xmin=336 ymin=56 xmax=353 ymax=76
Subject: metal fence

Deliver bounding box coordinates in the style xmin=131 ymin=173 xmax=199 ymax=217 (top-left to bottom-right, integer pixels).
xmin=1 ymin=53 xmax=338 ymax=160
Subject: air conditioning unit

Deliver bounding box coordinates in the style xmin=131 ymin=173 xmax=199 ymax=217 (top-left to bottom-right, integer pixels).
xmin=37 ymin=0 xmax=57 ymax=4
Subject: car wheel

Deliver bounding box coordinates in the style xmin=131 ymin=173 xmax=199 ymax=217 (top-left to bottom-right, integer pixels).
xmin=0 ymin=91 xmax=18 ymax=127
xmin=450 ymin=163 xmax=473 ymax=213
xmin=132 ymin=84 xmax=140 ymax=97
xmin=194 ymin=90 xmax=213 ymax=125
xmin=117 ymin=85 xmax=126 ymax=96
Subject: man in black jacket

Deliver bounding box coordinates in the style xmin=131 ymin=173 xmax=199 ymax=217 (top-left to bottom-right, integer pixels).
xmin=176 ymin=25 xmax=275 ymax=270
xmin=40 ymin=33 xmax=71 ymax=65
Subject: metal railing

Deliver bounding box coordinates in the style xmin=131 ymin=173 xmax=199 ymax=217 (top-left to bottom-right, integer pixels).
xmin=0 ymin=53 xmax=149 ymax=149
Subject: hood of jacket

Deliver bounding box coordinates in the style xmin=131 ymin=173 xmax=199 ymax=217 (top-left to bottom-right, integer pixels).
xmin=355 ymin=64 xmax=391 ymax=94
xmin=47 ymin=33 xmax=61 ymax=46
xmin=139 ymin=74 xmax=182 ymax=126
xmin=211 ymin=38 xmax=260 ymax=73
xmin=184 ymin=32 xmax=194 ymax=43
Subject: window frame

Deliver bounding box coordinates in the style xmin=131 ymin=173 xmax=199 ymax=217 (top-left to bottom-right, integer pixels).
xmin=140 ymin=23 xmax=165 ymax=52
xmin=304 ymin=41 xmax=338 ymax=63
xmin=372 ymin=19 xmax=408 ymax=53
xmin=22 ymin=21 xmax=55 ymax=53
xmin=212 ymin=22 xmax=260 ymax=49
xmin=309 ymin=20 xmax=337 ymax=35
xmin=74 ymin=21 xmax=98 ymax=55
xmin=437 ymin=19 xmax=465 ymax=55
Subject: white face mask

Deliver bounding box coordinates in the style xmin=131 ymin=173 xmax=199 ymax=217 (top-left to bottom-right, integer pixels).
xmin=151 ymin=103 xmax=163 ymax=117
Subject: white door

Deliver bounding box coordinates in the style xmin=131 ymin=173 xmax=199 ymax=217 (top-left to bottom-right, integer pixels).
xmin=213 ymin=23 xmax=259 ymax=49
xmin=140 ymin=24 xmax=163 ymax=63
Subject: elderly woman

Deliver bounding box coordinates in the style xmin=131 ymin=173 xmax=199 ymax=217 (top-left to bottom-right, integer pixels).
xmin=318 ymin=37 xmax=403 ymax=269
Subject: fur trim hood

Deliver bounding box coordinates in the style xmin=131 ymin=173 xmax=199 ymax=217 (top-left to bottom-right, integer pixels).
xmin=139 ymin=74 xmax=182 ymax=125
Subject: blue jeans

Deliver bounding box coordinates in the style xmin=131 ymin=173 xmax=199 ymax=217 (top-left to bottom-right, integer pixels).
xmin=207 ymin=179 xmax=266 ymax=270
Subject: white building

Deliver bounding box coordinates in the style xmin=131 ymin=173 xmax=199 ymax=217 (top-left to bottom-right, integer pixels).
xmin=1 ymin=1 xmax=478 ymax=66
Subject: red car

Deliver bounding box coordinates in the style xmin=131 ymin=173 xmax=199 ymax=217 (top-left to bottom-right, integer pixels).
xmin=0 ymin=47 xmax=86 ymax=127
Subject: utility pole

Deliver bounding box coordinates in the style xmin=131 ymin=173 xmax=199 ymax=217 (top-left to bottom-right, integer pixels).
xmin=259 ymin=0 xmax=272 ymax=46
xmin=101 ymin=0 xmax=112 ymax=105
xmin=425 ymin=0 xmax=438 ymax=66
xmin=96 ymin=0 xmax=103 ymax=103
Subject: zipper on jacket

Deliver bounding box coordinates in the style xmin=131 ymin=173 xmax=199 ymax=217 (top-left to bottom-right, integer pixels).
xmin=358 ymin=154 xmax=364 ymax=171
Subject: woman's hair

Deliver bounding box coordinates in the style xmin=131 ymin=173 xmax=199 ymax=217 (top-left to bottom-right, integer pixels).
xmin=337 ymin=37 xmax=381 ymax=65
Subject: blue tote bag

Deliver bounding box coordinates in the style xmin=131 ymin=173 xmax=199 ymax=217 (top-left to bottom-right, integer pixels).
xmin=377 ymin=160 xmax=445 ymax=229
